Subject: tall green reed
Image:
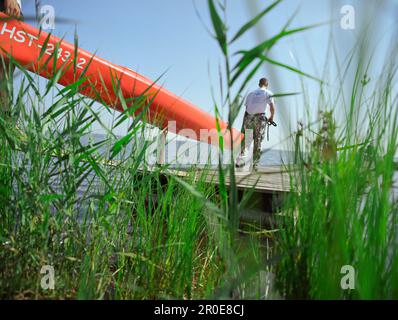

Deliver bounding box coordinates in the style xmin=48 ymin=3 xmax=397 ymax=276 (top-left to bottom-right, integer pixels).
xmin=0 ymin=40 xmax=224 ymax=299
xmin=275 ymin=38 xmax=398 ymax=299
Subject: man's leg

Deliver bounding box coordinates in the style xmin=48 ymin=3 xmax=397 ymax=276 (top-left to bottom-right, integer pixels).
xmin=239 ymin=112 xmax=249 ymax=155
xmin=252 ymin=115 xmax=267 ymax=168
xmin=253 ymin=131 xmax=261 ymax=167
xmin=243 ymin=113 xmax=257 ymax=153
xmin=236 ymin=112 xmax=254 ymax=168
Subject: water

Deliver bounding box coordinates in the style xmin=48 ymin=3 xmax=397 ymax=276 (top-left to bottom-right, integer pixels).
xmin=79 ymin=132 xmax=397 ymax=181
xmin=79 ymin=133 xmax=295 ymax=167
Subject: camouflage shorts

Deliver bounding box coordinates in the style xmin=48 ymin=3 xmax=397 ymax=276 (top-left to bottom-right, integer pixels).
xmin=241 ymin=112 xmax=267 ymax=162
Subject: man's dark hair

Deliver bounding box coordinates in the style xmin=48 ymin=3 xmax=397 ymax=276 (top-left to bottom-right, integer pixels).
xmin=259 ymin=78 xmax=268 ymax=87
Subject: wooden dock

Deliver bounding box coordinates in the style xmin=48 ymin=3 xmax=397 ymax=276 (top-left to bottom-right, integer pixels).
xmin=140 ymin=164 xmax=295 ymax=222
xmin=157 ymin=165 xmax=293 ymax=194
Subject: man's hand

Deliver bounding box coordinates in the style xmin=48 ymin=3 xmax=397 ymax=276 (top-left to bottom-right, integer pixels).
xmin=5 ymin=0 xmax=22 ymax=18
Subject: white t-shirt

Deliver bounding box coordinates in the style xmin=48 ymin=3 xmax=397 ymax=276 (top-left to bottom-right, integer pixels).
xmin=17 ymin=0 xmax=22 ymax=8
xmin=245 ymin=88 xmax=274 ymax=115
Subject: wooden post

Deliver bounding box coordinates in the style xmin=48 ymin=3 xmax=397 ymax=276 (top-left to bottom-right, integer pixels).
xmin=156 ymin=129 xmax=167 ymax=165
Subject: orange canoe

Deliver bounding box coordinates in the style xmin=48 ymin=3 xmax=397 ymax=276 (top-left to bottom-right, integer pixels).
xmin=0 ymin=13 xmax=242 ymax=148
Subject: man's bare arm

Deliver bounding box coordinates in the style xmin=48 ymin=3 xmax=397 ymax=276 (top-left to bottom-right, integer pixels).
xmin=5 ymin=0 xmax=22 ymax=17
xmin=269 ymin=102 xmax=275 ymax=123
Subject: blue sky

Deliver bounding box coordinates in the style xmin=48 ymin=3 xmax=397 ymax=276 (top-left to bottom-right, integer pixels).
xmin=19 ymin=0 xmax=398 ymax=150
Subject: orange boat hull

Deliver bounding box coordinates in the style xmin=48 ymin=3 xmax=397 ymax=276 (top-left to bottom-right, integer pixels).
xmin=0 ymin=13 xmax=243 ymax=149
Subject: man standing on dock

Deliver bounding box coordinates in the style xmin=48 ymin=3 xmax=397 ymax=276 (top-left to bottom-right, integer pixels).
xmin=237 ymin=78 xmax=276 ymax=170
xmin=0 ymin=0 xmax=22 ymax=119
